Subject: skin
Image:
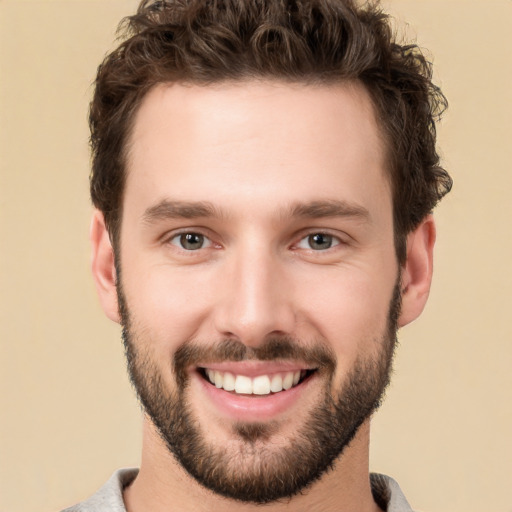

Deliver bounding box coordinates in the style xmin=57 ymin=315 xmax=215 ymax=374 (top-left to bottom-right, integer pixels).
xmin=90 ymin=80 xmax=435 ymax=512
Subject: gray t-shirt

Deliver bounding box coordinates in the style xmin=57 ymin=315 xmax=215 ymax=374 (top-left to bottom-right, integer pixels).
xmin=62 ymin=468 xmax=415 ymax=512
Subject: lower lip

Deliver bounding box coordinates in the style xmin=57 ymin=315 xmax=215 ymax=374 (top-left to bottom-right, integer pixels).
xmin=195 ymin=372 xmax=316 ymax=422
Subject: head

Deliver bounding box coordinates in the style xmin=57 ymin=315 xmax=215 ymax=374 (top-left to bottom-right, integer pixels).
xmin=89 ymin=0 xmax=451 ymax=263
xmin=89 ymin=0 xmax=451 ymax=505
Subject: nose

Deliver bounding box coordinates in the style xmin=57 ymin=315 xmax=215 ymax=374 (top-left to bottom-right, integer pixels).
xmin=212 ymin=245 xmax=296 ymax=347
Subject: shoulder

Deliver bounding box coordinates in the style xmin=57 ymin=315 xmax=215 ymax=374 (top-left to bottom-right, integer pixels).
xmin=370 ymin=473 xmax=416 ymax=512
xmin=60 ymin=468 xmax=139 ymax=512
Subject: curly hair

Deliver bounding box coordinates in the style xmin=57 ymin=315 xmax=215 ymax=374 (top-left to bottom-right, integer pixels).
xmin=89 ymin=0 xmax=452 ymax=262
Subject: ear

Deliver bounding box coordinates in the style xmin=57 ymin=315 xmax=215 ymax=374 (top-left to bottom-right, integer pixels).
xmin=90 ymin=210 xmax=120 ymax=323
xmin=398 ymin=215 xmax=436 ymax=327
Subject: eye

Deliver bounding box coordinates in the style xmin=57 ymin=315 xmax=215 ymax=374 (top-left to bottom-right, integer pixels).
xmin=296 ymin=233 xmax=340 ymax=251
xmin=169 ymin=232 xmax=212 ymax=251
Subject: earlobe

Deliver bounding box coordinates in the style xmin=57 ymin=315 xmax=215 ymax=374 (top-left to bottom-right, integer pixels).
xmin=90 ymin=210 xmax=120 ymax=323
xmin=398 ymin=215 xmax=436 ymax=327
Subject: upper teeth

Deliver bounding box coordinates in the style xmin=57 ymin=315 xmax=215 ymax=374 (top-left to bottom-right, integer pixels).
xmin=205 ymin=369 xmax=302 ymax=395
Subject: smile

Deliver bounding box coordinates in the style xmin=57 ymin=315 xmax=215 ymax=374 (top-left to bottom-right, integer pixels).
xmin=200 ymin=368 xmax=315 ymax=395
xmin=194 ymin=362 xmax=320 ymax=421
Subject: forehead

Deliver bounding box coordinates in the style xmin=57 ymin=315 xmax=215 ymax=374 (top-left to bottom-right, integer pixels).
xmin=124 ymin=80 xmax=390 ymax=222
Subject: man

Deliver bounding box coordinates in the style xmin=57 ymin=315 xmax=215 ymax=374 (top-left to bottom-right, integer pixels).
xmin=65 ymin=0 xmax=452 ymax=510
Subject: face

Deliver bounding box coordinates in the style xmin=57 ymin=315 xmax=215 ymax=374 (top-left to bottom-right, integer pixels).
xmin=114 ymin=81 xmax=401 ymax=502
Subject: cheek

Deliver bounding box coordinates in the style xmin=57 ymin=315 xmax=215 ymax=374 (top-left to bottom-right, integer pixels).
xmin=121 ymin=263 xmax=216 ymax=352
xmin=295 ymin=268 xmax=395 ymax=362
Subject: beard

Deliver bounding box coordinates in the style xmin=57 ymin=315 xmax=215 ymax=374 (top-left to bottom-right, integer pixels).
xmin=117 ymin=277 xmax=401 ymax=504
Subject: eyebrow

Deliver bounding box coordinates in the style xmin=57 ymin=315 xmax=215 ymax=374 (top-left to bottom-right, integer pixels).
xmin=142 ymin=200 xmax=222 ymax=224
xmin=142 ymin=198 xmax=370 ymax=224
xmin=288 ymin=199 xmax=370 ymax=221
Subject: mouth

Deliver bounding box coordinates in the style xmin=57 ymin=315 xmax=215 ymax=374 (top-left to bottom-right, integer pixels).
xmin=198 ymin=367 xmax=317 ymax=396
xmin=192 ymin=361 xmax=320 ymax=422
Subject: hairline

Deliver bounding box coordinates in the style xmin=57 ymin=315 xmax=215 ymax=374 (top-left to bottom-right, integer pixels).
xmin=110 ymin=77 xmax=401 ymax=259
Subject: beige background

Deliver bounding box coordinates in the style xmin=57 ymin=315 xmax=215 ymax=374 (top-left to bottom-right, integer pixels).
xmin=1 ymin=1 xmax=511 ymax=511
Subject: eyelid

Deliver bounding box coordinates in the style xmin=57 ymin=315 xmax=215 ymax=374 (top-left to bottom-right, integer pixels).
xmin=292 ymin=230 xmax=349 ymax=250
xmin=163 ymin=228 xmax=218 ymax=251
xmin=170 ymin=233 xmax=212 ymax=249
xmin=296 ymin=234 xmax=339 ymax=251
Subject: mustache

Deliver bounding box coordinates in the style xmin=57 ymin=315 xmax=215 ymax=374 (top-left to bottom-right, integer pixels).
xmin=173 ymin=337 xmax=336 ymax=388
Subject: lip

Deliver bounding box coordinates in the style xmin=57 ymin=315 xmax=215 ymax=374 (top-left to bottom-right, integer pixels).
xmin=196 ymin=360 xmax=315 ymax=378
xmin=193 ymin=366 xmax=317 ymax=422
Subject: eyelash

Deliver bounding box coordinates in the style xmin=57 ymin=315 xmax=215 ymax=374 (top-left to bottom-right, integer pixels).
xmin=294 ymin=232 xmax=343 ymax=251
xmin=167 ymin=232 xmax=214 ymax=251
xmin=165 ymin=230 xmax=346 ymax=253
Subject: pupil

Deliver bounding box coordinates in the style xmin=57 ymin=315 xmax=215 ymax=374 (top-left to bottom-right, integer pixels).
xmin=181 ymin=233 xmax=203 ymax=250
xmin=309 ymin=233 xmax=332 ymax=250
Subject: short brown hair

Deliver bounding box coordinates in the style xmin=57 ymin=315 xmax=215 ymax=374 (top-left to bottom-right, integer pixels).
xmin=89 ymin=0 xmax=452 ymax=262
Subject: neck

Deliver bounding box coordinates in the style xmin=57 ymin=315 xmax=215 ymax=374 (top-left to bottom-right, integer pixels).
xmin=123 ymin=418 xmax=382 ymax=512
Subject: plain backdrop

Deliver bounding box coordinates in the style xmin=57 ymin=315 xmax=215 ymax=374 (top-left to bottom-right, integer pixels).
xmin=0 ymin=1 xmax=511 ymax=511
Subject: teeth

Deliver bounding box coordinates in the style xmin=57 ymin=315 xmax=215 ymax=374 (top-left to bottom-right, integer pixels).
xmin=252 ymin=375 xmax=270 ymax=395
xmin=270 ymin=374 xmax=283 ymax=392
xmin=204 ymin=369 xmax=306 ymax=395
xmin=223 ymin=372 xmax=236 ymax=391
xmin=234 ymin=375 xmax=252 ymax=394
xmin=282 ymin=372 xmax=294 ymax=390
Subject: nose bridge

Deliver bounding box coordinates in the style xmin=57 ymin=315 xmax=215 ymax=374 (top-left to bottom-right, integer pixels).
xmin=214 ymin=238 xmax=294 ymax=345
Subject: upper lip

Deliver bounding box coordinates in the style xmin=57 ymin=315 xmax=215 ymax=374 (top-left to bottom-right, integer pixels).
xmin=195 ymin=361 xmax=316 ymax=377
